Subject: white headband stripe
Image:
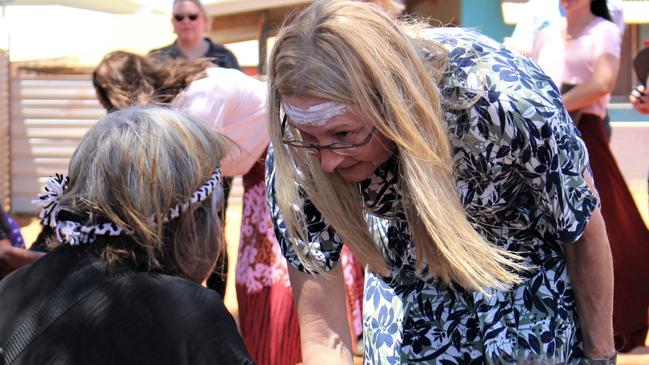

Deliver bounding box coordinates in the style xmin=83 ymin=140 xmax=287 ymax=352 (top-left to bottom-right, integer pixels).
xmin=161 ymin=169 xmax=221 ymax=223
xmin=32 ymin=168 xmax=222 ymax=245
xmin=282 ymin=101 xmax=349 ymax=126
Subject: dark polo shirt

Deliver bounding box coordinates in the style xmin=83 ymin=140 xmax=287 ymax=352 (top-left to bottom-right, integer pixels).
xmin=149 ymin=37 xmax=240 ymax=70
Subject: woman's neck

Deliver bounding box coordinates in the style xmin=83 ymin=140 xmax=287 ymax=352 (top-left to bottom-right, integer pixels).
xmin=566 ymin=8 xmax=597 ymax=37
xmin=176 ymin=38 xmax=209 ymax=59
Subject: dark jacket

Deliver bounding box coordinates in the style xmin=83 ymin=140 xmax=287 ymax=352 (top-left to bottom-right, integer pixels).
xmin=149 ymin=37 xmax=240 ymax=70
xmin=0 ymin=245 xmax=254 ymax=365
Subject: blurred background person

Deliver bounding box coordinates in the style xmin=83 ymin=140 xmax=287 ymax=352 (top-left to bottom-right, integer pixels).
xmin=629 ymin=41 xmax=649 ymax=247
xmin=507 ymin=0 xmax=624 ymax=138
xmin=630 ymin=40 xmax=649 ymax=115
xmin=0 ymin=107 xmax=253 ymax=365
xmin=148 ymin=0 xmax=242 ymax=296
xmin=532 ymin=0 xmax=649 ymax=353
xmin=630 ymin=85 xmax=649 ymax=114
xmin=506 ymin=0 xmax=623 ymax=57
xmin=149 ymin=0 xmax=239 ymax=69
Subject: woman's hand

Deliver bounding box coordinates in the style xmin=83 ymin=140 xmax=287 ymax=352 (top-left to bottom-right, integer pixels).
xmin=630 ymin=85 xmax=649 ymax=115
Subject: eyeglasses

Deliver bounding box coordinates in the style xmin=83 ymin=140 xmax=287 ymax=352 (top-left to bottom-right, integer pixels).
xmin=173 ymin=13 xmax=199 ymax=22
xmin=280 ymin=114 xmax=375 ymax=155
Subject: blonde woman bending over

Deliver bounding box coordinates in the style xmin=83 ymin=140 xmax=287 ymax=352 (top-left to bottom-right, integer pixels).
xmin=266 ymin=1 xmax=615 ymax=364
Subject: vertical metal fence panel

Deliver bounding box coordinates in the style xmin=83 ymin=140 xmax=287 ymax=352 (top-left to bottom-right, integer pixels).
xmin=10 ymin=72 xmax=104 ymax=213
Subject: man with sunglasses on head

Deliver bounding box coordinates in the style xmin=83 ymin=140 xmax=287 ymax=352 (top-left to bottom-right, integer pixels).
xmin=149 ymin=0 xmax=240 ymax=70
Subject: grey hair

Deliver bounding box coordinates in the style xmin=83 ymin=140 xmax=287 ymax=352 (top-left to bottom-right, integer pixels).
xmin=55 ymin=106 xmax=227 ymax=282
xmin=173 ymin=0 xmax=207 ymax=16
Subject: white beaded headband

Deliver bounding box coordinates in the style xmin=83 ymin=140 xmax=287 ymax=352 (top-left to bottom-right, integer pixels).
xmin=282 ymin=101 xmax=349 ymax=126
xmin=32 ymin=169 xmax=222 ymax=246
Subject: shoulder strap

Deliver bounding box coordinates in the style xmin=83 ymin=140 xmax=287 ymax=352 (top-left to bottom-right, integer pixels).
xmin=0 ymin=260 xmax=128 ymax=365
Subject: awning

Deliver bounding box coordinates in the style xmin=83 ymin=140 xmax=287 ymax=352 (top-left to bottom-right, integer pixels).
xmin=500 ymin=0 xmax=531 ymax=25
xmin=204 ymin=0 xmax=312 ymax=17
xmin=205 ymin=0 xmax=312 ymax=44
xmin=0 ymin=0 xmax=167 ymax=14
xmin=621 ymin=0 xmax=649 ymax=23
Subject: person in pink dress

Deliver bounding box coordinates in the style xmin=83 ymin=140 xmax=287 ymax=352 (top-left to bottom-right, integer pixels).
xmin=532 ymin=0 xmax=649 ymax=352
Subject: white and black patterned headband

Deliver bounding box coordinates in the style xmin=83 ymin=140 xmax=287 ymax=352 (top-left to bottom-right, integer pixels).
xmin=32 ymin=169 xmax=222 ymax=245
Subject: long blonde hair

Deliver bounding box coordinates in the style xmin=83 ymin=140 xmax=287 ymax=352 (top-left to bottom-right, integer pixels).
xmin=55 ymin=107 xmax=227 ymax=282
xmin=268 ymin=0 xmax=525 ymax=292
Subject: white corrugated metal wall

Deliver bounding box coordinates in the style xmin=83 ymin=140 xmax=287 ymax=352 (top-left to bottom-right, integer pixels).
xmin=0 ymin=51 xmax=9 ymax=211
xmin=10 ymin=72 xmax=104 ymax=213
xmin=7 ymin=70 xmax=246 ymax=215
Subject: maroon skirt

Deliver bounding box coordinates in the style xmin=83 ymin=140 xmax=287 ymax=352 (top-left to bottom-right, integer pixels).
xmin=578 ymin=114 xmax=649 ymax=351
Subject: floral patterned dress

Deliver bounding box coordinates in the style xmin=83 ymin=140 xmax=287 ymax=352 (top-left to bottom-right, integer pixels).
xmin=266 ymin=28 xmax=598 ymax=364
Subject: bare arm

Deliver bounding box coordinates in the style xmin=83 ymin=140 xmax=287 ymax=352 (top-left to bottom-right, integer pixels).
xmin=564 ymin=171 xmax=615 ymax=358
xmin=0 ymin=240 xmax=45 ymax=279
xmin=288 ymin=264 xmax=353 ymax=365
xmin=562 ymin=53 xmax=619 ymax=115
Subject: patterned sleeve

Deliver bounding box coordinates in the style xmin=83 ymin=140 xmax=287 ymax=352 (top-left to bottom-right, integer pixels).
xmin=490 ymin=62 xmax=599 ymax=245
xmin=434 ymin=27 xmax=600 ymax=246
xmin=265 ymin=145 xmax=344 ymax=273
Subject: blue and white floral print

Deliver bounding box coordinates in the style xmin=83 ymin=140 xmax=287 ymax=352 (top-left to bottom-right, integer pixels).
xmin=266 ymin=28 xmax=598 ymax=364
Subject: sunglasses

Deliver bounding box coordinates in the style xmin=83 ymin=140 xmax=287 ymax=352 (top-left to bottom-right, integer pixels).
xmin=173 ymin=13 xmax=199 ymax=22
